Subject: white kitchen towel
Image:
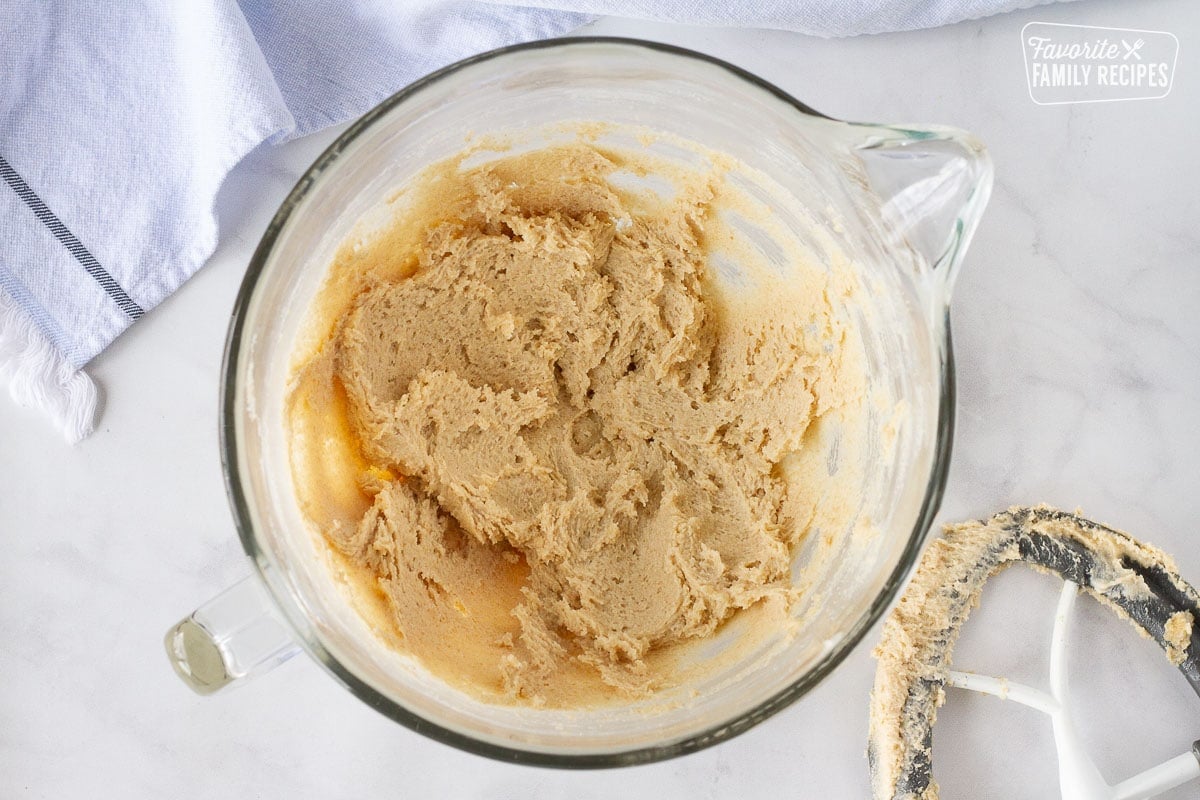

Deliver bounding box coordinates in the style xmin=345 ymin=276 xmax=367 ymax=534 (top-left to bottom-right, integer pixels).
xmin=0 ymin=0 xmax=1058 ymax=442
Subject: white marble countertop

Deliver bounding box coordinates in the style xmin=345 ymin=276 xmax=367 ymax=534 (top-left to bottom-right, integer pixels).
xmin=3 ymin=1 xmax=1198 ymax=797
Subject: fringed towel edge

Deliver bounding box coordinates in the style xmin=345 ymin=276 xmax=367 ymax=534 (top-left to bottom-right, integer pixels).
xmin=0 ymin=289 xmax=97 ymax=443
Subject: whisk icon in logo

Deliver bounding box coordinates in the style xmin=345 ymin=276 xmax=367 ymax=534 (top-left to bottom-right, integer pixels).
xmin=1022 ymin=22 xmax=1179 ymax=105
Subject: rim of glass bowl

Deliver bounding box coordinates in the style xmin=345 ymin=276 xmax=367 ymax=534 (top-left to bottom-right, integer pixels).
xmin=219 ymin=36 xmax=954 ymax=769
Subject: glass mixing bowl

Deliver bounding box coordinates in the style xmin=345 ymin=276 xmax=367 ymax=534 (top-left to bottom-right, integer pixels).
xmin=165 ymin=37 xmax=991 ymax=767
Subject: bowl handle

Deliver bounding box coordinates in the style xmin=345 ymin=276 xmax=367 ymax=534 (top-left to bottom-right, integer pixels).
xmin=164 ymin=575 xmax=300 ymax=695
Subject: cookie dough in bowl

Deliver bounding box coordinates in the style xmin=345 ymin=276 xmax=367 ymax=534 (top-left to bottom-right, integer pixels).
xmin=287 ymin=130 xmax=870 ymax=707
xmin=195 ymin=38 xmax=990 ymax=765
